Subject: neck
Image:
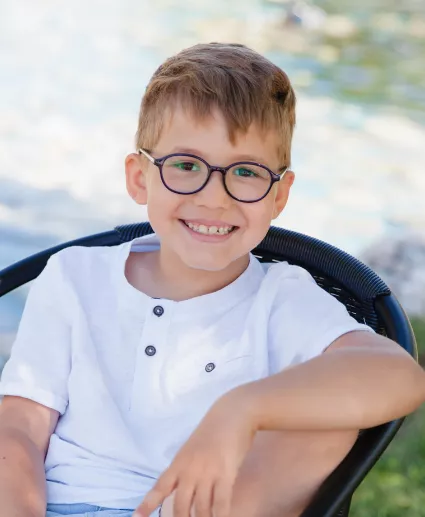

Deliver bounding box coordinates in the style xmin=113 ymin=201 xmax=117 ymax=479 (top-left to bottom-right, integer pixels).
xmin=130 ymin=247 xmax=250 ymax=301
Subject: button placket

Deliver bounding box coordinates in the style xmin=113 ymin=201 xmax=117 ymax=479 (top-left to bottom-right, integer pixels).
xmin=130 ymin=301 xmax=173 ymax=416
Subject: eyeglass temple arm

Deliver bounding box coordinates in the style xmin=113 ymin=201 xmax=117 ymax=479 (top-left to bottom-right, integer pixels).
xmin=138 ymin=148 xmax=156 ymax=164
xmin=277 ymin=166 xmax=290 ymax=178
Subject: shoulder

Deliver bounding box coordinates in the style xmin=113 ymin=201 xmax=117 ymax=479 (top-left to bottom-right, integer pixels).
xmin=32 ymin=243 xmax=129 ymax=308
xmin=261 ymin=259 xmax=315 ymax=280
xmin=52 ymin=242 xmax=124 ymax=266
xmin=254 ymin=259 xmax=332 ymax=333
xmin=262 ymin=260 xmax=373 ymax=372
xmin=261 ymin=259 xmax=347 ymax=320
xmin=48 ymin=242 xmax=127 ymax=283
xmin=259 ymin=260 xmax=318 ymax=301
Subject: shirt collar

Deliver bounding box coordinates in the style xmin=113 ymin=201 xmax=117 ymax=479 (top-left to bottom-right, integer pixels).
xmin=115 ymin=233 xmax=265 ymax=320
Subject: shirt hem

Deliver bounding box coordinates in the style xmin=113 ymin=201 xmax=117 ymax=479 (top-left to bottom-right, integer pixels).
xmin=308 ymin=323 xmax=374 ymax=360
xmin=0 ymin=382 xmax=68 ymax=414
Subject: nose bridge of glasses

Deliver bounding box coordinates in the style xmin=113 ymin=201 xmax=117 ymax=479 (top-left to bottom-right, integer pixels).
xmin=209 ymin=165 xmax=227 ymax=175
xmin=205 ymin=165 xmax=227 ymax=189
xmin=197 ymin=165 xmax=229 ymax=203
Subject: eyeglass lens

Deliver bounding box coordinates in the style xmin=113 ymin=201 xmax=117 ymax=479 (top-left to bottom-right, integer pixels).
xmin=161 ymin=155 xmax=272 ymax=202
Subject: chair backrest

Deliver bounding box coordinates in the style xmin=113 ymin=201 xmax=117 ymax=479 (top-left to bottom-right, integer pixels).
xmin=0 ymin=223 xmax=417 ymax=517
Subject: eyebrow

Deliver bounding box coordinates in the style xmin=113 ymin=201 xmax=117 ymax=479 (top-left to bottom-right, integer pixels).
xmin=167 ymin=146 xmax=271 ymax=166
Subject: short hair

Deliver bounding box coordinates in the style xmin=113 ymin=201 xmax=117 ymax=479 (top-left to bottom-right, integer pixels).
xmin=136 ymin=42 xmax=296 ymax=165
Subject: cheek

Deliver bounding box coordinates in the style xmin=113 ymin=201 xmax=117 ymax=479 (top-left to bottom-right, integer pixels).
xmin=145 ymin=171 xmax=171 ymax=207
xmin=244 ymin=199 xmax=275 ymax=227
xmin=238 ymin=202 xmax=275 ymax=250
xmin=146 ymin=182 xmax=182 ymax=229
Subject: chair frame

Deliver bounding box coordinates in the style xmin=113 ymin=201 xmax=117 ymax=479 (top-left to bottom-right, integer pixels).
xmin=0 ymin=223 xmax=418 ymax=517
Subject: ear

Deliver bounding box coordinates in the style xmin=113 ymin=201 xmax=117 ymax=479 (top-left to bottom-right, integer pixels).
xmin=125 ymin=153 xmax=149 ymax=205
xmin=272 ymin=170 xmax=295 ymax=219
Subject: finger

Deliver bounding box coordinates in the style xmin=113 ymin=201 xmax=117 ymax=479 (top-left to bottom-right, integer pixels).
xmin=193 ymin=479 xmax=214 ymax=517
xmin=136 ymin=473 xmax=177 ymax=517
xmin=173 ymin=481 xmax=196 ymax=517
xmin=212 ymin=478 xmax=233 ymax=517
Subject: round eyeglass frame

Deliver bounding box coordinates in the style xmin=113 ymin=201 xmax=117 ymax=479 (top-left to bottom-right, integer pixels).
xmin=137 ymin=148 xmax=289 ymax=203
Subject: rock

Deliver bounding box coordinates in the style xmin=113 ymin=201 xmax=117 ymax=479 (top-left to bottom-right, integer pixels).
xmin=361 ymin=234 xmax=425 ymax=317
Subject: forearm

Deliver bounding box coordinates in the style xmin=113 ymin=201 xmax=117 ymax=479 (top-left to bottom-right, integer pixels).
xmin=234 ymin=333 xmax=425 ymax=432
xmin=0 ymin=427 xmax=47 ymax=517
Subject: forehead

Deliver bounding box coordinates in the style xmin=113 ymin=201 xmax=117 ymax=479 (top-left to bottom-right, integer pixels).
xmin=155 ymin=106 xmax=281 ymax=166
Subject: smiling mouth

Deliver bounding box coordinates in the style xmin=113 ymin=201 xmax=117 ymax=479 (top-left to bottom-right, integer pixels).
xmin=181 ymin=220 xmax=237 ymax=236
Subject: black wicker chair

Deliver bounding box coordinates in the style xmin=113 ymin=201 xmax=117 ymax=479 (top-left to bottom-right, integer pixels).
xmin=0 ymin=222 xmax=418 ymax=517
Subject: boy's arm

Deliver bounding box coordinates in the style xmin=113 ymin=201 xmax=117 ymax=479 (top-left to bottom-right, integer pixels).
xmin=0 ymin=396 xmax=59 ymax=517
xmin=137 ymin=331 xmax=425 ymax=517
xmin=239 ymin=330 xmax=425 ymax=431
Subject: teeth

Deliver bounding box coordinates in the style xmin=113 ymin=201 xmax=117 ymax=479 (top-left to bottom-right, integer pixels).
xmin=185 ymin=221 xmax=234 ymax=235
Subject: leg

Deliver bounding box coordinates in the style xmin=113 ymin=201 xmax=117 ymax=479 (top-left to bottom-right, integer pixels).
xmin=161 ymin=429 xmax=358 ymax=517
xmin=229 ymin=429 xmax=358 ymax=517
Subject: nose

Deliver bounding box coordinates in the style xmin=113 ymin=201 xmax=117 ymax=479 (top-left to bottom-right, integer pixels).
xmin=194 ymin=169 xmax=230 ymax=207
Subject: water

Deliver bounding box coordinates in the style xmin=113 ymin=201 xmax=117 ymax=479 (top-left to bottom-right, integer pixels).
xmin=1 ymin=0 xmax=424 ymax=337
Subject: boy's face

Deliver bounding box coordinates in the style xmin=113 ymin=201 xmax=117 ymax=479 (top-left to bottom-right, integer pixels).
xmin=125 ymin=107 xmax=294 ymax=272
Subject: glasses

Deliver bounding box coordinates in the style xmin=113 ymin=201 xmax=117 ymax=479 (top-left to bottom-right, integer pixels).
xmin=138 ymin=148 xmax=289 ymax=203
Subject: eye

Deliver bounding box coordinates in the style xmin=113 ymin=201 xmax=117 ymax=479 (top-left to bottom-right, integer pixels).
xmin=233 ymin=167 xmax=258 ymax=178
xmin=173 ymin=161 xmax=201 ymax=172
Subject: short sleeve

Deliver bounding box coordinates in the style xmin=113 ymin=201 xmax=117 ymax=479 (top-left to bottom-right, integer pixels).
xmin=0 ymin=253 xmax=71 ymax=414
xmin=267 ymin=264 xmax=374 ymax=375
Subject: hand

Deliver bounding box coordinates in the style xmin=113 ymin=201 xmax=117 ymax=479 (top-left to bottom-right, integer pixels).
xmin=134 ymin=389 xmax=257 ymax=517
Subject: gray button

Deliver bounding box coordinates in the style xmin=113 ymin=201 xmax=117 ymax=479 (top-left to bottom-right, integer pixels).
xmin=153 ymin=306 xmax=164 ymax=317
xmin=205 ymin=362 xmax=215 ymax=373
xmin=145 ymin=346 xmax=157 ymax=357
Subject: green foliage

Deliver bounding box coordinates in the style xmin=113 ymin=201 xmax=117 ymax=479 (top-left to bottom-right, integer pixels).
xmin=351 ymin=318 xmax=425 ymax=517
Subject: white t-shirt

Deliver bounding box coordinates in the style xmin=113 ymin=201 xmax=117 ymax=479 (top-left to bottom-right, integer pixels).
xmin=0 ymin=233 xmax=372 ymax=509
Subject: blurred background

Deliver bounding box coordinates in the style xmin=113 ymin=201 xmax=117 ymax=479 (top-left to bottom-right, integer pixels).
xmin=0 ymin=0 xmax=424 ymax=515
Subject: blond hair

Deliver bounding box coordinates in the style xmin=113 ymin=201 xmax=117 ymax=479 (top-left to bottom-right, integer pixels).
xmin=136 ymin=42 xmax=296 ymax=165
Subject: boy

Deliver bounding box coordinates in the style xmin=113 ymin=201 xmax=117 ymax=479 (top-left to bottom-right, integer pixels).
xmin=0 ymin=42 xmax=424 ymax=517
